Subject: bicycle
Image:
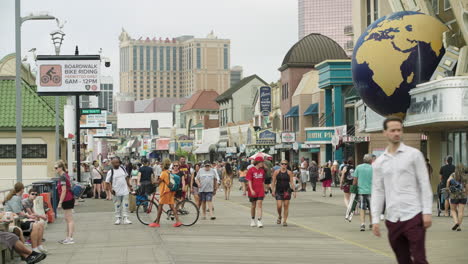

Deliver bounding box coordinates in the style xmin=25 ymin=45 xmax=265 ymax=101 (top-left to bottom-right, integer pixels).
xmin=135 ymin=192 xmax=199 ymax=226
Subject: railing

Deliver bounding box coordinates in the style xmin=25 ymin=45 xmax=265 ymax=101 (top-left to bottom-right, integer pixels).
xmin=347 ymin=125 xmax=356 ymax=136
xmin=319 ymin=112 xmax=334 ymax=127
xmin=344 ymin=25 xmax=353 ymax=36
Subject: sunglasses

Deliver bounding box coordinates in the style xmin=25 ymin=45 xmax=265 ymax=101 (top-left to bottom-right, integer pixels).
xmin=54 ymin=167 xmax=59 ymax=169
xmin=30 ymin=193 xmax=38 ymax=196
xmin=173 ymin=165 xmax=180 ymax=167
xmin=281 ymin=163 xmax=288 ymax=165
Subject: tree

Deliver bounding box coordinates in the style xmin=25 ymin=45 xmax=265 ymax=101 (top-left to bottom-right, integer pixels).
xmin=175 ymin=148 xmax=197 ymax=163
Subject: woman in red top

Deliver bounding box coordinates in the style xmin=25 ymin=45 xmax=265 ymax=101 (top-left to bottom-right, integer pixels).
xmin=246 ymin=156 xmax=265 ymax=228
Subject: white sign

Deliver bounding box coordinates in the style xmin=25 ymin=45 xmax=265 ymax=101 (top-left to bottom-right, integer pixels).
xmin=281 ymin=132 xmax=296 ymax=143
xmin=300 ymin=143 xmax=320 ymax=149
xmin=226 ymin=147 xmax=237 ymax=153
xmin=80 ymin=111 xmax=107 ymax=129
xmin=36 ymin=58 xmax=101 ymax=94
xmin=94 ymin=124 xmax=113 ymax=138
xmin=63 ymin=104 xmax=75 ymax=139
xmin=209 ymin=114 xmax=218 ymax=120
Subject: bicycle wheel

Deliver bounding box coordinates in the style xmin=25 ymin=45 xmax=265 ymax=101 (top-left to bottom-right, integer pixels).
xmin=176 ymin=200 xmax=199 ymax=226
xmin=136 ymin=200 xmax=158 ymax=225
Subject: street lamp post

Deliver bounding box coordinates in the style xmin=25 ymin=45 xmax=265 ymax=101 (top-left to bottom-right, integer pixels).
xmin=15 ymin=0 xmax=55 ymax=182
xmin=51 ymin=28 xmax=65 ymax=161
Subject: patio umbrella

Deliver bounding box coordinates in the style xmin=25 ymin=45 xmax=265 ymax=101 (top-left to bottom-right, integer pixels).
xmin=248 ymin=152 xmax=272 ymax=160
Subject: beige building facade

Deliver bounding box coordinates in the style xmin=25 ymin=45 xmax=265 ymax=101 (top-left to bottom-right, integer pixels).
xmin=119 ymin=30 xmax=230 ymax=100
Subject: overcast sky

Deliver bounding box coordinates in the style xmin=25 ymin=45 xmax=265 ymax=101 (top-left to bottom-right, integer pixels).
xmin=0 ymin=0 xmax=298 ymax=92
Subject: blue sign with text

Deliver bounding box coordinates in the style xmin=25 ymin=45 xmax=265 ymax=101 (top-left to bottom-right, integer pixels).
xmin=259 ymin=86 xmax=271 ymax=115
xmin=305 ymin=129 xmax=334 ymax=143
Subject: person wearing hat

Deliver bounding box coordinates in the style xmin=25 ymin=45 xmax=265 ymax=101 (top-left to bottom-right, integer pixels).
xmin=246 ymin=156 xmax=266 ymax=228
xmin=195 ymin=160 xmax=218 ymax=220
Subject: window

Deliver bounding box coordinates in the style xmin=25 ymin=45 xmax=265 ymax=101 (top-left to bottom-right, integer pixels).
xmin=179 ymin=47 xmax=183 ymax=71
xmin=223 ymin=47 xmax=228 ymax=70
xmin=196 ymin=47 xmax=201 ymax=69
xmin=444 ymin=0 xmax=451 ymax=10
xmin=146 ymin=46 xmax=150 ymax=71
xmin=166 ymin=47 xmax=171 ymax=72
xmin=153 ymin=47 xmax=157 ymax=70
xmin=132 ymin=46 xmax=137 ymax=71
xmin=139 ymin=46 xmax=144 ymax=71
xmin=188 ymin=48 xmax=192 ymax=70
xmin=0 ymin=144 xmax=47 ymax=159
xmin=432 ymin=0 xmax=439 ymax=14
xmin=160 ymin=47 xmax=164 ymax=71
xmin=366 ymin=0 xmax=372 ymax=26
xmin=173 ymin=47 xmax=177 ymax=71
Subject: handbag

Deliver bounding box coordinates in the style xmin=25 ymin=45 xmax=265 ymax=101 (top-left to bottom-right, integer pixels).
xmin=318 ymin=172 xmax=326 ymax=181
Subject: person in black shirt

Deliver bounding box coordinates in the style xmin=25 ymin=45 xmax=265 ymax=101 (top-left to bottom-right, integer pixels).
xmin=439 ymin=156 xmax=455 ymax=216
xmin=137 ymin=158 xmax=155 ymax=197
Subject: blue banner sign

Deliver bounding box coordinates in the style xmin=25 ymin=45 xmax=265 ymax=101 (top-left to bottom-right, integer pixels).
xmin=259 ymin=86 xmax=271 ymax=115
xmin=256 ymin=129 xmax=276 ymax=145
xmin=305 ymin=128 xmax=335 ymax=144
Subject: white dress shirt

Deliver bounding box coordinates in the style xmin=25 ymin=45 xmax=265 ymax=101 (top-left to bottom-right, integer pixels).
xmin=371 ymin=143 xmax=433 ymax=224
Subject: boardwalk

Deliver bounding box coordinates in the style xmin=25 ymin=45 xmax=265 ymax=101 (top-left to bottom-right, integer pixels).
xmin=40 ymin=189 xmax=467 ymax=264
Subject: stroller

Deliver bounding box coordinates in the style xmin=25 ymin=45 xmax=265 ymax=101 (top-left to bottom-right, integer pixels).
xmin=436 ymin=182 xmax=450 ymax=217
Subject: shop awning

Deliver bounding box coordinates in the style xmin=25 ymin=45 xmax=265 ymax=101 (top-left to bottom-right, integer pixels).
xmin=191 ymin=123 xmax=204 ymax=130
xmin=303 ymin=103 xmax=318 ymax=116
xmin=285 ymin=105 xmax=299 ymax=118
xmin=193 ymin=142 xmax=216 ymax=154
xmin=156 ymin=138 xmax=170 ymax=151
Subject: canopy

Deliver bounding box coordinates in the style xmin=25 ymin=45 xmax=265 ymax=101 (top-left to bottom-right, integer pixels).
xmin=248 ymin=152 xmax=272 ymax=160
xmin=285 ymin=105 xmax=299 ymax=118
xmin=303 ymin=103 xmax=318 ymax=116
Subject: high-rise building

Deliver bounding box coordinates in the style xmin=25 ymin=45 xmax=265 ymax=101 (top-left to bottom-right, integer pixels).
xmin=119 ymin=29 xmax=231 ymax=100
xmin=230 ymin=66 xmax=243 ymax=87
xmin=298 ymin=0 xmax=353 ymax=54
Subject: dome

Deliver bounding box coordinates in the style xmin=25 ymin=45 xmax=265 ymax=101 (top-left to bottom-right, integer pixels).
xmin=279 ymin=33 xmax=348 ymax=71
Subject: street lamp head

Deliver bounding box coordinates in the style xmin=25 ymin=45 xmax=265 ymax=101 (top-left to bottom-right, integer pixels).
xmin=50 ymin=30 xmax=65 ymax=55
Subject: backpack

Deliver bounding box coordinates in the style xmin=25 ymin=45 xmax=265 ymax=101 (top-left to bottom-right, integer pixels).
xmin=449 ymin=179 xmax=464 ymax=193
xmin=168 ymin=172 xmax=181 ymax=192
xmin=344 ymin=165 xmax=355 ymax=182
xmin=109 ymin=165 xmax=128 ymax=185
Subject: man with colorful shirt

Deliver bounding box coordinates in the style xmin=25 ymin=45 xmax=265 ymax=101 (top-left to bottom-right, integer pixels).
xmin=178 ymin=156 xmax=190 ymax=198
xmin=246 ymin=156 xmax=266 ymax=228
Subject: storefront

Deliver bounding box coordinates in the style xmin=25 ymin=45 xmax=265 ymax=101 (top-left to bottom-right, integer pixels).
xmin=155 ymin=138 xmax=170 ymax=161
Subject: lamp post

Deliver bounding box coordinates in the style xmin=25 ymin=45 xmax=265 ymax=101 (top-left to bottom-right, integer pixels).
xmin=15 ymin=0 xmax=55 ymax=182
xmin=50 ymin=28 xmax=65 ymax=161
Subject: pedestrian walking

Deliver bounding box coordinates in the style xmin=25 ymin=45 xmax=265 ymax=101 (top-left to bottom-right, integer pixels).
xmin=137 ymin=158 xmax=155 ymax=199
xmin=55 ymin=160 xmax=75 ymax=245
xmin=238 ymin=163 xmax=248 ymax=196
xmin=222 ymin=163 xmax=234 ymax=200
xmin=247 ymin=157 xmax=266 ymax=228
xmin=446 ymin=164 xmax=467 ymax=231
xmin=190 ymin=163 xmax=201 ymax=206
xmin=150 ymin=158 xmax=182 ymax=228
xmin=353 ymin=154 xmax=373 ymax=231
xmin=91 ymin=161 xmax=104 ymax=199
xmin=321 ymin=163 xmax=333 ymax=197
xmin=271 ymin=160 xmax=296 ymax=226
xmin=130 ymin=164 xmax=139 ymax=192
xmin=299 ymin=157 xmax=309 ymax=192
xmin=440 ymin=156 xmax=455 ymax=216
xmin=196 ymin=161 xmax=218 ymax=220
xmin=331 ymin=160 xmax=339 ymax=187
xmin=179 ymin=156 xmax=191 ymax=198
xmin=105 ymin=157 xmax=133 ymax=225
xmin=371 ymin=117 xmax=433 ymax=264
xmin=309 ymin=161 xmax=319 ymax=192
xmin=340 ymin=158 xmax=355 ymax=207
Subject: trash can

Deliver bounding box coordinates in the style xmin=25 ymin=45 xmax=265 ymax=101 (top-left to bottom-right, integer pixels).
xmin=32 ymin=180 xmax=55 ymax=194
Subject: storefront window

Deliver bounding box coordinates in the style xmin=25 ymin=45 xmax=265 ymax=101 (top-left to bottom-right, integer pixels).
xmin=447 ymin=132 xmax=468 ymax=166
xmin=462 ymin=132 xmax=467 ymax=166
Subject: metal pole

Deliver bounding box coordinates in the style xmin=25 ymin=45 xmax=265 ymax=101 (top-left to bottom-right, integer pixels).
xmin=75 ymin=95 xmax=81 ymax=182
xmin=15 ymin=0 xmax=22 ymax=182
xmin=55 ymin=47 xmax=60 ymax=161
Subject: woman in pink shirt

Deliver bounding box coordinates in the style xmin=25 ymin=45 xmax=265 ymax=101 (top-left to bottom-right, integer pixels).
xmin=246 ymin=156 xmax=265 ymax=228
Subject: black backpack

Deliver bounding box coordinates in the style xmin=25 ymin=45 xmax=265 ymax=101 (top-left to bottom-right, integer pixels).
xmin=109 ymin=165 xmax=128 ymax=185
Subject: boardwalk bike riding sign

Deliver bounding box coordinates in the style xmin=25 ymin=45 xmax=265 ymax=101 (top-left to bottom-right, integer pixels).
xmin=36 ymin=55 xmax=101 ymax=95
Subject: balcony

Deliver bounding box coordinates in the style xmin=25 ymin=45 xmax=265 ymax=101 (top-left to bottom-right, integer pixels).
xmin=345 ymin=40 xmax=354 ymax=52
xmin=344 ymin=25 xmax=353 ymax=36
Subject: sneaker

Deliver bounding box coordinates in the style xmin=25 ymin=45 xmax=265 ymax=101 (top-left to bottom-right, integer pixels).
xmin=360 ymin=224 xmax=365 ymax=231
xmin=173 ymin=222 xmax=183 ymax=227
xmin=114 ymin=218 xmax=121 ymax=225
xmin=210 ymin=217 xmax=216 ymax=220
xmin=58 ymin=238 xmax=75 ymax=245
xmin=257 ymin=220 xmax=263 ymax=228
xmin=250 ymin=219 xmax=256 ymax=227
xmin=123 ymin=217 xmax=132 ymax=225
xmin=149 ymin=222 xmax=160 ymax=228
xmin=25 ymin=251 xmax=46 ymax=264
xmin=38 ymin=245 xmax=48 ymax=254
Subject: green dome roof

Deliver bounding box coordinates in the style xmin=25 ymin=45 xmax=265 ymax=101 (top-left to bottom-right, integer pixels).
xmin=279 ymin=33 xmax=348 ymax=71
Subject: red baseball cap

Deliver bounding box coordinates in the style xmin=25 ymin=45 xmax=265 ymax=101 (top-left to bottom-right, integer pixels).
xmin=254 ymin=156 xmax=264 ymax=162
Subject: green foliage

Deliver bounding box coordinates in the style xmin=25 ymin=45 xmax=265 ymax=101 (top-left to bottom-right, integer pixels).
xmin=175 ymin=148 xmax=197 ymax=163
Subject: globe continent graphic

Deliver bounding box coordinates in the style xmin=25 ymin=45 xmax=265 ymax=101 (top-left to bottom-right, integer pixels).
xmin=352 ymin=11 xmax=447 ymax=117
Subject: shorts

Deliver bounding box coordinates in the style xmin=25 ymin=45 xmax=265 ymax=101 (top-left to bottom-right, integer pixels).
xmin=93 ymin=179 xmax=102 ymax=184
xmin=239 ymin=177 xmax=247 ymax=183
xmin=62 ymin=199 xmax=75 ymax=210
xmin=300 ymin=172 xmax=309 ymax=182
xmin=275 ymin=191 xmax=291 ymax=201
xmin=450 ymin=198 xmax=467 ymax=204
xmin=199 ymin=192 xmax=213 ymax=202
xmin=264 ymin=177 xmax=272 ymax=185
xmin=342 ymin=184 xmax=350 ymax=193
xmin=20 ymin=221 xmax=34 ymax=236
xmin=249 ymin=196 xmax=264 ymax=203
xmin=0 ymin=232 xmax=19 ymax=250
xmin=322 ymin=179 xmax=332 ymax=188
xmin=359 ymin=194 xmax=371 ymax=210
xmin=192 ymin=186 xmax=199 ymax=196
xmin=138 ymin=181 xmax=155 ymax=196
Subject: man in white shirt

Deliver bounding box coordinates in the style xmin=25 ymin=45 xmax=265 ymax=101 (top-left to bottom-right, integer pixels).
xmin=371 ymin=117 xmax=432 ymax=264
xmin=105 ymin=157 xmax=133 ymax=225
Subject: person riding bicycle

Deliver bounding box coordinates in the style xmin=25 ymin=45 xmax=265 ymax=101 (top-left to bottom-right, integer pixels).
xmin=46 ymin=67 xmax=56 ymax=79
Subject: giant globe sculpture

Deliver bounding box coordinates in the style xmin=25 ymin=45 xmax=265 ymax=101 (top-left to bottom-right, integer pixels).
xmin=352 ymin=11 xmax=448 ymax=117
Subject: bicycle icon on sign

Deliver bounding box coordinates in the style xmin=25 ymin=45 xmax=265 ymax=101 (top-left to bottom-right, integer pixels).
xmin=40 ymin=65 xmax=62 ymax=86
